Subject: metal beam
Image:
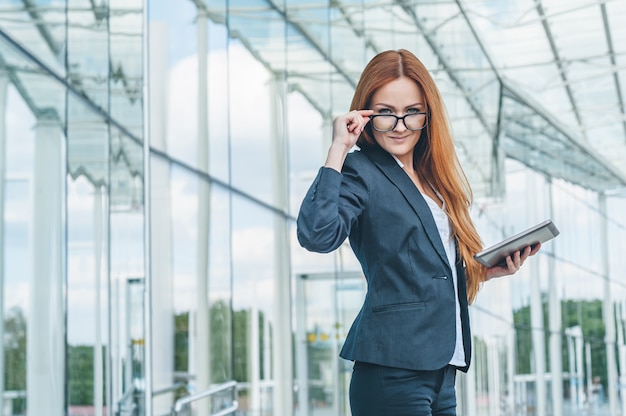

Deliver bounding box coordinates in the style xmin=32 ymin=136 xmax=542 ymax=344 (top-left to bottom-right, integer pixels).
xmin=600 ymin=2 xmax=626 ymax=141
xmin=535 ymin=0 xmax=584 ymax=136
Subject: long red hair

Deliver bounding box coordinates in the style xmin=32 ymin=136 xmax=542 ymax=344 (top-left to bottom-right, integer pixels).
xmin=351 ymin=49 xmax=486 ymax=303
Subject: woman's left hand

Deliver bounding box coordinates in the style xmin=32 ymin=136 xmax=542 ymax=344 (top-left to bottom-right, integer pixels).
xmin=485 ymin=242 xmax=542 ymax=281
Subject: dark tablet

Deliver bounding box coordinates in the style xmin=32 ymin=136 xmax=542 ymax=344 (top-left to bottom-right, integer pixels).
xmin=473 ymin=219 xmax=559 ymax=268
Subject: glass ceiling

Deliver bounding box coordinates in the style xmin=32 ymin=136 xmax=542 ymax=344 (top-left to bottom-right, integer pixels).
xmin=1 ymin=0 xmax=624 ymax=197
xmin=206 ymin=0 xmax=626 ymax=195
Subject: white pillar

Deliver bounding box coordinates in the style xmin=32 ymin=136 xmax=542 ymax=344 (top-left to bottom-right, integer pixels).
xmin=575 ymin=333 xmax=585 ymax=407
xmin=0 ymin=70 xmax=8 ymax=415
xmin=28 ymin=114 xmax=64 ymax=416
xmin=111 ymin=277 xmax=122 ymax=410
xmin=586 ymin=342 xmax=593 ymax=405
xmin=566 ymin=329 xmax=577 ymax=404
xmin=527 ymin=172 xmax=546 ymax=416
xmin=149 ymin=20 xmax=175 ymax=414
xmin=507 ymin=329 xmax=515 ymax=413
xmin=250 ymin=304 xmax=261 ymax=415
xmin=295 ymin=276 xmax=309 ymax=416
xmin=142 ymin=3 xmax=154 ymax=415
xmin=547 ymin=178 xmax=563 ymax=415
xmin=617 ymin=302 xmax=626 ymax=416
xmin=330 ymin=287 xmax=339 ymax=416
xmin=93 ymin=186 xmax=105 ymax=416
xmin=600 ymin=193 xmax=618 ymax=416
xmin=195 ymin=9 xmax=213 ymax=416
xmin=270 ymin=72 xmax=294 ymax=416
xmin=263 ymin=314 xmax=271 ymax=388
xmin=487 ymin=338 xmax=500 ymax=416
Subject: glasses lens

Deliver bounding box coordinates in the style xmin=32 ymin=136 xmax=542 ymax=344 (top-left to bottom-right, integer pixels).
xmin=372 ymin=115 xmax=397 ymax=132
xmin=405 ymin=113 xmax=427 ymax=130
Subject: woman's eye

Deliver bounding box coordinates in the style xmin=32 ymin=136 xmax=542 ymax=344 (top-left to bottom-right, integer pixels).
xmin=406 ymin=108 xmax=420 ymax=114
xmin=378 ymin=108 xmax=392 ymax=114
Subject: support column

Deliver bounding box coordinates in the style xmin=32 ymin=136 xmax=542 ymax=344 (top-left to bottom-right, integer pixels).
xmin=295 ymin=276 xmax=309 ymax=415
xmin=93 ymin=186 xmax=105 ymax=416
xmin=149 ymin=20 xmax=175 ymax=414
xmin=600 ymin=193 xmax=618 ymax=416
xmin=547 ymin=178 xmax=563 ymax=415
xmin=507 ymin=328 xmax=515 ymax=413
xmin=270 ymin=72 xmax=294 ymax=416
xmin=527 ymin=171 xmax=546 ymax=416
xmin=0 ymin=70 xmax=8 ymax=415
xmin=565 ymin=327 xmax=580 ymax=405
xmin=575 ymin=332 xmax=584 ymax=406
xmin=617 ymin=302 xmax=626 ymax=416
xmin=586 ymin=342 xmax=592 ymax=406
xmin=195 ymin=9 xmax=212 ymax=416
xmin=28 ymin=114 xmax=64 ymax=416
xmin=487 ymin=338 xmax=500 ymax=416
xmin=249 ymin=304 xmax=261 ymax=414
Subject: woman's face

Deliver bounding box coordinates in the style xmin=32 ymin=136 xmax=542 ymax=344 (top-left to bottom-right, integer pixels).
xmin=369 ymin=76 xmax=426 ymax=168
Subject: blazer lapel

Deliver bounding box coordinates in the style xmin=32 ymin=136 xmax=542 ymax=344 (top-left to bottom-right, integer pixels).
xmin=362 ymin=145 xmax=450 ymax=268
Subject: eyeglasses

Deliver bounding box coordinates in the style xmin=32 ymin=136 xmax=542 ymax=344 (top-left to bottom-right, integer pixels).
xmin=370 ymin=112 xmax=428 ymax=132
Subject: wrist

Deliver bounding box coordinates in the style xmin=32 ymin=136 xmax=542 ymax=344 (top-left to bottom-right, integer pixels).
xmin=329 ymin=140 xmax=353 ymax=154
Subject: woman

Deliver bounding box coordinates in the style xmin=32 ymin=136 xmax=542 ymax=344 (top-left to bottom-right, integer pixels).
xmin=296 ymin=49 xmax=540 ymax=415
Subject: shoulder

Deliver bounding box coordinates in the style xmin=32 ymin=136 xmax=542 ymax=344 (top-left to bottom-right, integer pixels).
xmin=345 ymin=147 xmax=366 ymax=163
xmin=344 ymin=145 xmax=398 ymax=177
xmin=344 ymin=147 xmax=375 ymax=171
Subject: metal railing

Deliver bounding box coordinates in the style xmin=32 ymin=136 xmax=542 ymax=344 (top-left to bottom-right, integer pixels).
xmin=153 ymin=382 xmax=186 ymax=397
xmin=171 ymin=380 xmax=238 ymax=416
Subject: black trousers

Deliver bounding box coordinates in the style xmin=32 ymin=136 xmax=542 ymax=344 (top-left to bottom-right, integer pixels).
xmin=349 ymin=361 xmax=457 ymax=416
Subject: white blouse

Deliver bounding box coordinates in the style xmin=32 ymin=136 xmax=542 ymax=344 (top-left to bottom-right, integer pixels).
xmin=421 ymin=192 xmax=466 ymax=367
xmin=392 ymin=155 xmax=466 ymax=367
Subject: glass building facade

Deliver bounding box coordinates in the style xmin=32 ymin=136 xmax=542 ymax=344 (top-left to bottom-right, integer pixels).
xmin=0 ymin=0 xmax=625 ymax=415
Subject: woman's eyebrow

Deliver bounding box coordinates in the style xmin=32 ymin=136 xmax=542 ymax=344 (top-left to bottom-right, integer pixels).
xmin=373 ymin=102 xmax=425 ymax=109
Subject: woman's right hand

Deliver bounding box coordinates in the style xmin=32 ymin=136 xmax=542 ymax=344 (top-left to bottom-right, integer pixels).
xmin=332 ymin=109 xmax=374 ymax=150
xmin=325 ymin=110 xmax=373 ymax=171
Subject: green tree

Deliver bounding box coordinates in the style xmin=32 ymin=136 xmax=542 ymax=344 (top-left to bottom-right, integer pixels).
xmin=4 ymin=307 xmax=27 ymax=412
xmin=513 ymin=298 xmax=607 ymax=390
xmin=174 ymin=312 xmax=189 ymax=372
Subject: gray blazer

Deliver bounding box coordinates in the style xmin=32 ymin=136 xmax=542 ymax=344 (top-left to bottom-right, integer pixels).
xmin=296 ymin=145 xmax=471 ymax=372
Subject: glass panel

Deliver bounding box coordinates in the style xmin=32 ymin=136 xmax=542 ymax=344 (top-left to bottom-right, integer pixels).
xmin=109 ymin=191 xmax=146 ymax=414
xmin=108 ymin=125 xmax=145 ymax=415
xmin=68 ymin=0 xmax=110 ymax=110
xmin=0 ymin=17 xmax=69 ymax=413
xmin=67 ymin=176 xmax=109 ymax=414
xmin=2 ymin=83 xmax=35 ymax=416
xmin=228 ymin=40 xmax=274 ymax=206
xmin=149 ymin=154 xmax=176 ymax=414
xmin=149 ymin=0 xmax=199 ymax=167
xmin=207 ymin=185 xmax=233 ymax=384
xmin=109 ymin=0 xmax=144 ymax=139
xmin=295 ymin=272 xmax=365 ymax=416
xmin=231 ymin=196 xmax=276 ymax=414
xmin=206 ymin=20 xmax=231 ymax=182
xmin=287 ymin=90 xmax=326 ymax=216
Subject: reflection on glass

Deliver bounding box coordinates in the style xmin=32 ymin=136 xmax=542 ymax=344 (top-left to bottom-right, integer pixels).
xmin=295 ymin=272 xmax=365 ymax=416
xmin=232 ymin=196 xmax=276 ymax=414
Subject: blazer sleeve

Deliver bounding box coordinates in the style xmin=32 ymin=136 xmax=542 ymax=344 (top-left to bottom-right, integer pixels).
xmin=296 ymin=163 xmax=369 ymax=253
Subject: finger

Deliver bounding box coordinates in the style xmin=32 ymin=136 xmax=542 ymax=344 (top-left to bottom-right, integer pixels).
xmin=519 ymin=246 xmax=532 ymax=262
xmin=356 ymin=109 xmax=374 ymax=117
xmin=504 ymin=254 xmax=515 ymax=271
xmin=514 ymin=251 xmax=522 ymax=269
xmin=530 ymin=242 xmax=541 ymax=255
xmin=346 ymin=111 xmax=371 ymax=134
